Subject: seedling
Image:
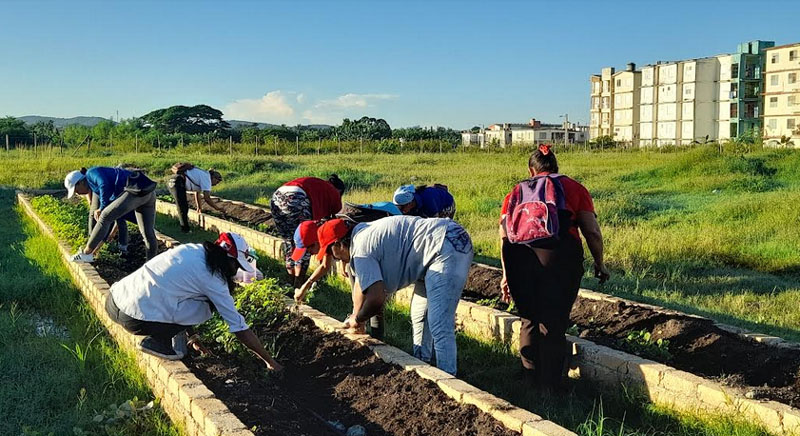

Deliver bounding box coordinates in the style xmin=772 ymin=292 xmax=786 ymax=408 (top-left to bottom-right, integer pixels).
xmin=622 ymin=329 xmax=672 ymax=361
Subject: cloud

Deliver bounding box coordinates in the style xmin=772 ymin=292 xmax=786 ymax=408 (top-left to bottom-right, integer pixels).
xmin=296 ymin=93 xmax=305 ymax=104
xmin=224 ymin=90 xmax=295 ymax=122
xmin=314 ymin=93 xmax=396 ymax=109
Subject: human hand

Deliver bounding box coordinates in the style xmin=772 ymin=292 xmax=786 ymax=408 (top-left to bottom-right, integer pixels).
xmin=187 ymin=335 xmax=214 ymax=356
xmin=594 ymin=263 xmax=610 ymax=284
xmin=294 ymin=286 xmax=307 ymax=305
xmin=93 ymin=209 xmax=102 ymax=221
xmin=500 ymin=275 xmax=511 ymax=303
xmin=538 ymin=323 xmax=548 ymax=336
xmin=342 ymin=314 xmax=366 ymax=333
xmin=265 ymin=358 xmax=284 ymax=372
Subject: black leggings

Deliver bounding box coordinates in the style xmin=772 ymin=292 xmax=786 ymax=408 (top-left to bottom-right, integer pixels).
xmin=167 ymin=174 xmax=191 ymax=230
xmin=503 ymin=239 xmax=584 ymax=388
xmin=105 ymin=294 xmax=187 ymax=347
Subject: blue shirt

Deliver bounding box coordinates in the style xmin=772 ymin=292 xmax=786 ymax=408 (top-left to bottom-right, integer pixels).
xmin=86 ymin=167 xmax=131 ymax=209
xmin=412 ymin=186 xmax=454 ymax=218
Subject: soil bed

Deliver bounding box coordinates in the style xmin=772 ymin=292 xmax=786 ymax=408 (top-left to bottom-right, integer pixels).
xmin=94 ymin=234 xmax=169 ymax=283
xmin=92 ymin=240 xmax=519 ymax=436
xmin=464 ymin=264 xmax=800 ymax=407
xmin=201 ymin=197 xmax=275 ymax=233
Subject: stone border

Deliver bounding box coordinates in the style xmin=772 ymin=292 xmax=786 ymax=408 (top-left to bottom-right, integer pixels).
xmin=154 ymin=198 xmax=800 ymax=435
xmin=18 ymin=193 xmax=253 ymax=436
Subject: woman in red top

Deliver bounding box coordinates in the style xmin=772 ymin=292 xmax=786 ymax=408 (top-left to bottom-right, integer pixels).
xmin=270 ymin=174 xmax=345 ymax=287
xmin=499 ymin=145 xmax=609 ymax=390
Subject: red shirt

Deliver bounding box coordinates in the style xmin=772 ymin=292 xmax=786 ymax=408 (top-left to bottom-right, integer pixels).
xmin=284 ymin=177 xmax=343 ymax=220
xmin=500 ymin=174 xmax=594 ymax=241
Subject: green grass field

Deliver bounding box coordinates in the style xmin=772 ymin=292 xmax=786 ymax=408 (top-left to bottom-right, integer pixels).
xmin=3 ymin=146 xmax=799 ymax=342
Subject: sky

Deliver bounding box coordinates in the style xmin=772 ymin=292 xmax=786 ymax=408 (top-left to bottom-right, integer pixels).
xmin=1 ymin=0 xmax=799 ymax=129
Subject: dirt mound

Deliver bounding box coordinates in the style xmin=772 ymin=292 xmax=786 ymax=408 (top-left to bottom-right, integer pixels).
xmin=198 ymin=198 xmax=276 ymax=234
xmin=94 ymin=234 xmax=168 ymax=283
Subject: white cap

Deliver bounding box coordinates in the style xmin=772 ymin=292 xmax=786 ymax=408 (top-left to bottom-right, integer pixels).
xmin=214 ymin=231 xmax=256 ymax=273
xmin=64 ymin=170 xmax=86 ymax=198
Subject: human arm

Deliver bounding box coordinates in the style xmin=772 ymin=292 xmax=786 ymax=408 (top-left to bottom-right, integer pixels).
xmin=202 ymin=191 xmax=227 ymax=215
xmin=294 ymin=254 xmax=332 ymax=303
xmin=499 ymin=224 xmax=512 ymax=303
xmin=234 ymin=329 xmax=283 ymax=371
xmin=354 ymin=280 xmax=387 ymax=324
xmin=192 ymin=191 xmax=202 ymax=213
xmin=576 ymin=210 xmax=609 ymax=283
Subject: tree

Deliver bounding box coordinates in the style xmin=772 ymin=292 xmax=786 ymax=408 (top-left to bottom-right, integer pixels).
xmin=30 ymin=120 xmax=58 ymax=144
xmin=470 ymin=126 xmax=481 ymax=134
xmin=0 ymin=116 xmax=31 ymax=143
xmin=140 ymin=105 xmax=230 ymax=134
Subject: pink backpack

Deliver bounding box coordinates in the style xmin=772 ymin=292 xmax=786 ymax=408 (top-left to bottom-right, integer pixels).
xmin=503 ymin=175 xmax=566 ymax=247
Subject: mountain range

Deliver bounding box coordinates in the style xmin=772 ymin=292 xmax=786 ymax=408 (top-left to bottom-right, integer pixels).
xmin=18 ymin=115 xmax=332 ymax=130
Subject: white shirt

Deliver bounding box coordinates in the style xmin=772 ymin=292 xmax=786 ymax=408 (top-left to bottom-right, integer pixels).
xmin=110 ymin=244 xmax=248 ymax=332
xmin=183 ymin=167 xmax=212 ymax=192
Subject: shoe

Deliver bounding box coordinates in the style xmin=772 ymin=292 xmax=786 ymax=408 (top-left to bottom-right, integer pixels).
xmin=71 ymin=252 xmax=94 ymax=263
xmin=138 ymin=336 xmax=181 ymax=360
xmin=180 ymin=226 xmax=191 ymax=234
xmin=118 ymin=244 xmax=129 ymax=254
xmin=171 ymin=331 xmax=188 ymax=358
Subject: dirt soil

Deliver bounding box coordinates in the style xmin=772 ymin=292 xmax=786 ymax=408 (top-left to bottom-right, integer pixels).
xmin=201 ymin=198 xmax=275 ymax=233
xmin=464 ymin=264 xmax=800 ymax=407
xmin=92 ymin=242 xmax=519 ymax=436
xmin=189 ymin=316 xmax=518 ymax=436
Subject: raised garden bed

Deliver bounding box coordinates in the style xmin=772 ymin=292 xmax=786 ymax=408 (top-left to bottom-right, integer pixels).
xmin=27 ymin=194 xmax=568 ymax=436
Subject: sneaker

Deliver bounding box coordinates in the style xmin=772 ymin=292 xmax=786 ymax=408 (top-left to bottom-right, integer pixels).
xmin=118 ymin=244 xmax=128 ymax=254
xmin=171 ymin=331 xmax=188 ymax=358
xmin=138 ymin=336 xmax=181 ymax=360
xmin=71 ymin=252 xmax=94 ymax=263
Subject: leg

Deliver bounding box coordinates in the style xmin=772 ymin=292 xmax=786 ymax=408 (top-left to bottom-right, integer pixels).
xmin=167 ymin=174 xmax=190 ymax=231
xmin=116 ymin=217 xmax=129 ymax=252
xmin=503 ymin=241 xmax=541 ymax=372
xmin=134 ymin=193 xmax=158 ymax=260
xmin=88 ymin=192 xmax=100 ymax=236
xmin=85 ymin=193 xmax=138 ymax=254
xmin=410 ymin=280 xmax=433 ymax=362
xmin=270 ymin=190 xmax=297 ymax=276
xmin=424 ymin=225 xmax=473 ymax=375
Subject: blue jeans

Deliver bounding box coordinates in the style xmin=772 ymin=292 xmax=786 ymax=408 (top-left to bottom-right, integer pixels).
xmin=410 ymin=222 xmax=473 ymax=375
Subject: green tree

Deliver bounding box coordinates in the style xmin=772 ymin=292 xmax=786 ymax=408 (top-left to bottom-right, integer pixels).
xmin=30 ymin=120 xmax=58 ymax=144
xmin=0 ymin=116 xmax=31 ymax=143
xmin=140 ymin=105 xmax=230 ymax=134
xmin=62 ymin=124 xmax=92 ymax=147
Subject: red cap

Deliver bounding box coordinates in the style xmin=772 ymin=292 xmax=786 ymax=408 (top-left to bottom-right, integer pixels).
xmin=316 ymin=219 xmax=350 ymax=261
xmin=290 ymin=220 xmax=319 ymax=261
xmin=214 ymin=232 xmax=255 ymax=273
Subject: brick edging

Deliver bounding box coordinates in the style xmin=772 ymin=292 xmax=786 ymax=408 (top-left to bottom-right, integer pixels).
xmin=18 ymin=193 xmax=253 ymax=436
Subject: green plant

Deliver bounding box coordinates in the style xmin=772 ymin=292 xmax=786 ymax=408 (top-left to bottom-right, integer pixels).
xmin=622 ymin=329 xmax=672 ymax=361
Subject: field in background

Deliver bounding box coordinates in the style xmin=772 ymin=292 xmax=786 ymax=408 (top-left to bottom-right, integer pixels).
xmin=3 ymin=146 xmax=800 ymax=342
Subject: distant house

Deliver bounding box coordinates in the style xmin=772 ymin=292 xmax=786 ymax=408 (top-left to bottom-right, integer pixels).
xmin=462 ymin=118 xmax=587 ymax=147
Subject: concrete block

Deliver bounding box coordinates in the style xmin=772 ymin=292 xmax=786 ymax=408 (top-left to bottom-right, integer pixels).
xmin=191 ymin=398 xmax=229 ymax=428
xmin=371 ymin=345 xmax=427 ymax=370
xmin=738 ymin=399 xmax=783 ymax=435
xmin=436 ymin=378 xmax=482 ymax=402
xmin=659 ymin=370 xmax=703 ymax=398
xmin=455 ymin=302 xmax=472 ymax=322
xmin=204 ymin=412 xmax=249 ymax=436
xmin=179 ymin=383 xmax=215 ymax=412
xmin=469 ymin=304 xmax=494 ymax=325
xmin=696 ymin=382 xmax=733 ymax=409
xmin=414 ymin=365 xmax=454 ymax=383
xmin=490 ymin=407 xmax=543 ymax=433
xmin=781 ymin=405 xmax=800 ymax=434
xmin=523 ymin=419 xmax=578 ymax=436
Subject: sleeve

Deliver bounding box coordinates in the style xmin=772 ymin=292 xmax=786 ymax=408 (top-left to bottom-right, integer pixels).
xmin=92 ymin=171 xmax=115 ymax=210
xmin=351 ymin=256 xmax=384 ymax=293
xmin=198 ymin=170 xmax=212 ymax=192
xmin=573 ymin=183 xmax=595 ymax=214
xmin=206 ymin=283 xmax=249 ymax=333
xmin=499 ymin=192 xmax=512 ymax=224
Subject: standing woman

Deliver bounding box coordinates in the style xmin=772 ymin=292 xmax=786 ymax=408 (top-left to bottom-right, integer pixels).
xmin=499 ymin=144 xmax=609 ymax=390
xmin=64 ymin=167 xmax=158 ymax=262
xmin=270 ymin=174 xmax=345 ymax=287
xmin=167 ymin=163 xmax=226 ymax=233
xmin=393 ymin=183 xmax=456 ymax=219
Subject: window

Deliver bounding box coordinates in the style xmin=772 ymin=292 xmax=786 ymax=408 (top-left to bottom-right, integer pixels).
xmin=789 ymin=119 xmax=796 ymax=130
xmin=731 ymin=63 xmax=739 ymax=77
xmin=616 ymin=79 xmax=622 ymax=87
xmin=771 ymin=53 xmax=780 ymax=64
xmin=789 ymin=95 xmax=797 ymax=106
xmin=771 ymin=74 xmax=779 ymax=86
xmin=730 ymin=103 xmax=738 ymax=118
xmin=791 ymin=50 xmax=798 ymax=62
xmin=539 ymin=132 xmax=547 ymax=140
xmin=768 ymin=119 xmax=777 ymax=130
xmin=770 ymin=97 xmax=778 ymax=108
xmin=790 ymin=73 xmax=797 ymax=84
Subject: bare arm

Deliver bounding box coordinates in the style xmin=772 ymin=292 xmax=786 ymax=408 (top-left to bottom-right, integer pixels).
xmin=202 ymin=191 xmax=226 ymax=213
xmin=193 ymin=191 xmax=202 ymax=213
xmin=354 ymin=281 xmax=387 ymax=324
xmin=498 ymin=223 xmax=511 ymax=302
xmin=576 ymin=210 xmax=609 ymax=283
xmin=294 ymin=255 xmax=332 ymax=303
xmin=234 ymin=329 xmax=283 ymax=371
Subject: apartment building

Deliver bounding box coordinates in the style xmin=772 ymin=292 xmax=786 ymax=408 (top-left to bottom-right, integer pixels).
xmin=612 ymin=64 xmax=641 ymax=144
xmin=763 ymin=42 xmax=800 ymax=145
xmin=639 ymin=64 xmax=658 ymax=146
xmin=461 ymin=119 xmax=588 ymax=147
xmin=718 ymin=40 xmax=775 ymax=140
xmin=589 ymin=75 xmax=602 ymax=139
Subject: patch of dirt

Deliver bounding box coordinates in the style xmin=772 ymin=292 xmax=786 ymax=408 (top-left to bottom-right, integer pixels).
xmin=93 ymin=233 xmax=168 ymax=283
xmin=201 ymin=198 xmax=275 ymax=233
xmin=464 ymin=263 xmax=800 ymax=407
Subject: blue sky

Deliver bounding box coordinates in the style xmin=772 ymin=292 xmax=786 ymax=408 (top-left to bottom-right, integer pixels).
xmin=1 ymin=0 xmax=798 ymax=129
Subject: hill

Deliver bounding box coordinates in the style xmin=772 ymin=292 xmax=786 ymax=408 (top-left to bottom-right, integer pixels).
xmin=18 ymin=115 xmax=113 ymax=128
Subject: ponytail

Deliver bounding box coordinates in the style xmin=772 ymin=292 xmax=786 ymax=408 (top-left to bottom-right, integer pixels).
xmin=203 ymin=241 xmax=236 ymax=293
xmin=80 ymin=167 xmax=88 ymax=175
xmin=328 ymin=174 xmax=345 ymax=195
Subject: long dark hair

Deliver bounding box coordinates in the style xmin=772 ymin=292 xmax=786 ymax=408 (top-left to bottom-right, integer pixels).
xmin=528 ymin=146 xmax=559 ymax=173
xmin=328 ymin=174 xmax=345 ymax=195
xmin=203 ymin=241 xmax=237 ymax=293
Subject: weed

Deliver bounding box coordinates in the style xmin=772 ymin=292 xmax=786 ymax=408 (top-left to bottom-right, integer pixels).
xmin=622 ymin=330 xmax=672 ymax=361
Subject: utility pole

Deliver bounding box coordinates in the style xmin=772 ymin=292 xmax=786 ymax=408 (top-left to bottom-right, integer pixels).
xmin=296 ymin=136 xmax=299 ymax=155
xmin=564 ymin=114 xmax=569 ymax=148
xmin=5 ymin=134 xmax=9 ymax=152
xmin=229 ymin=135 xmax=233 ymax=155
xmin=135 ymin=133 xmax=139 ymax=153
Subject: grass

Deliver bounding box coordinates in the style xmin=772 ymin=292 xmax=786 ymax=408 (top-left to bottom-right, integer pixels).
xmin=3 ymin=147 xmax=800 ymax=340
xmin=0 ymin=190 xmax=179 ymax=435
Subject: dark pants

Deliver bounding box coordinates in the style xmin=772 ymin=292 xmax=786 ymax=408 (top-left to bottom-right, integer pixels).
xmin=89 ymin=193 xmax=128 ymax=247
xmin=105 ymin=294 xmax=187 ymax=348
xmin=167 ymin=174 xmax=191 ymax=231
xmin=503 ymin=239 xmax=584 ymax=389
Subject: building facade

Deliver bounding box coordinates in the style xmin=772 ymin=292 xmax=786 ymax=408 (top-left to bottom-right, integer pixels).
xmin=763 ymin=42 xmax=800 ymax=146
xmin=612 ymin=64 xmax=641 ymax=144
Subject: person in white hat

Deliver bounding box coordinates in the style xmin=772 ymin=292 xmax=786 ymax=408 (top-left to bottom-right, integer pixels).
xmin=64 ymin=166 xmax=157 ymax=262
xmin=392 ymin=183 xmax=456 ymax=219
xmin=104 ymin=231 xmax=283 ymax=371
